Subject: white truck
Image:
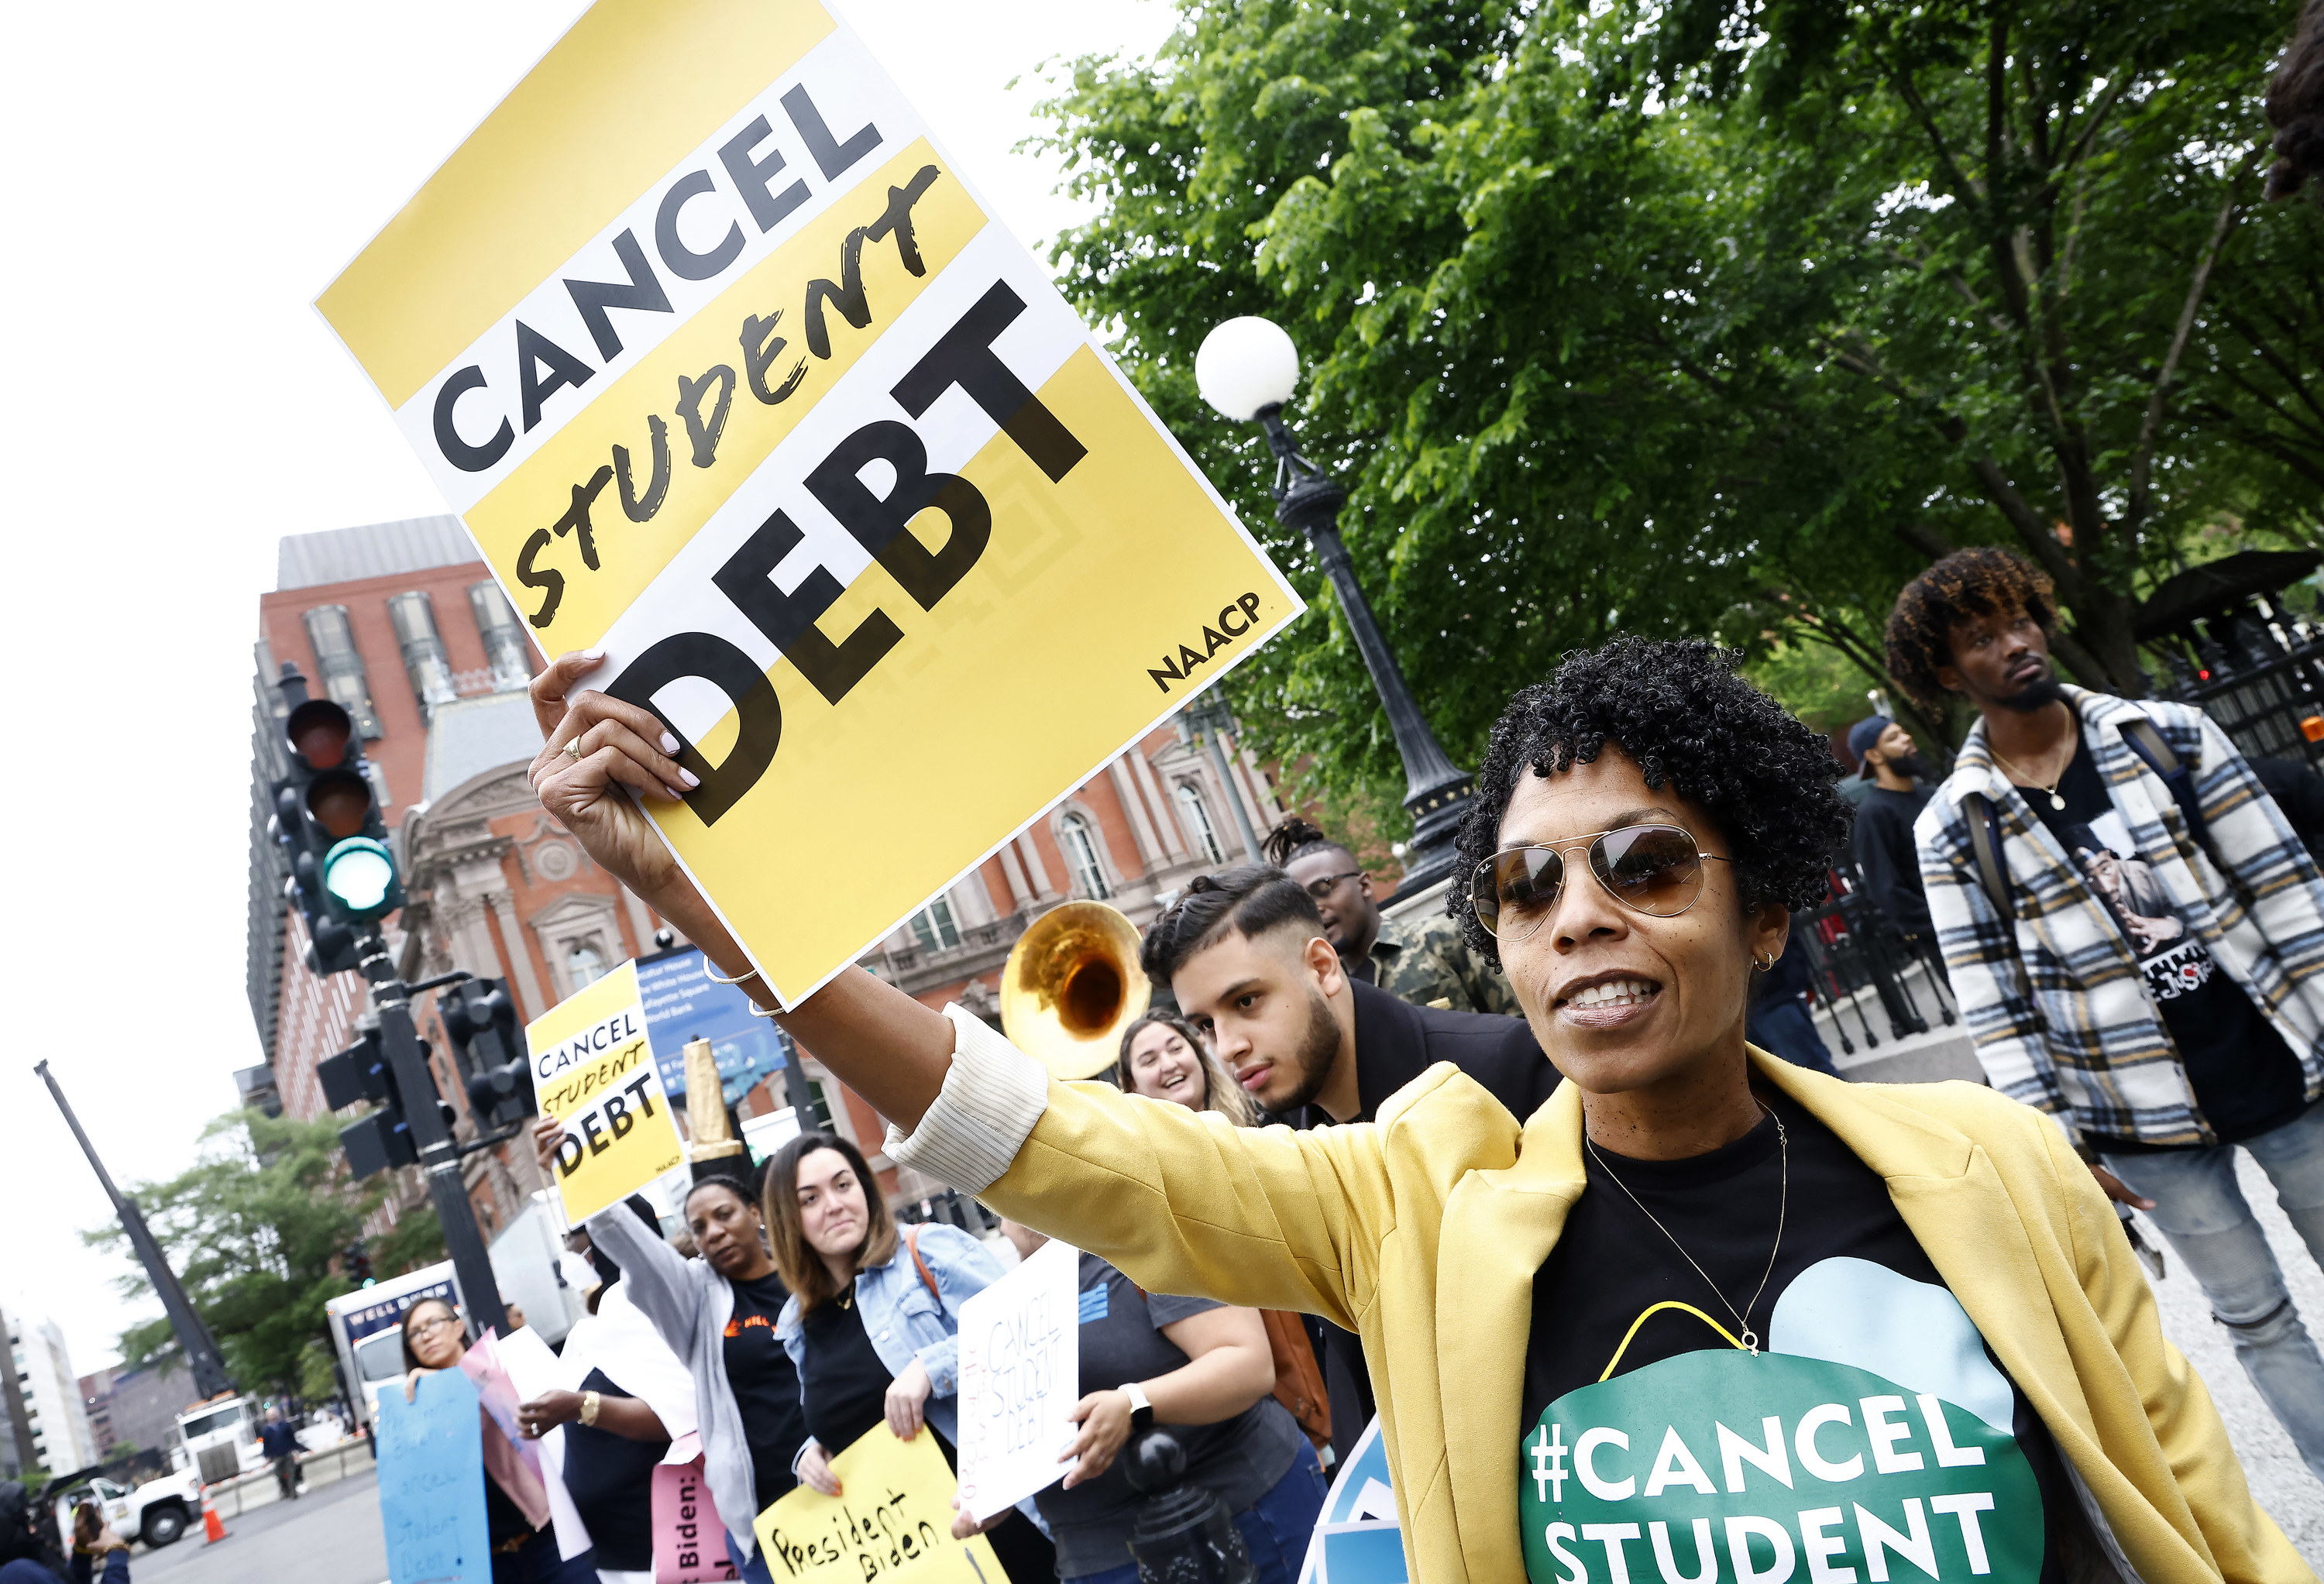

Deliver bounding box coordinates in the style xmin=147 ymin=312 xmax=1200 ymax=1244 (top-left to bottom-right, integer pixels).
xmin=171 ymin=1394 xmax=266 ymax=1485
xmin=46 ymin=1465 xmax=203 ymax=1550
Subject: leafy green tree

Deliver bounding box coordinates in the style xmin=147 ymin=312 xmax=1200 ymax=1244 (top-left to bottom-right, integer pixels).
xmin=1034 ymin=0 xmax=2317 ymax=799
xmin=1642 ymin=0 xmax=2322 ymax=691
xmin=85 ymin=1110 xmax=442 ymax=1395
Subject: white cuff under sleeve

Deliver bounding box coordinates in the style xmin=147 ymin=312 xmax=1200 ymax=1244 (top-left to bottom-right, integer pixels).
xmin=882 ymin=1005 xmax=1050 ymax=1194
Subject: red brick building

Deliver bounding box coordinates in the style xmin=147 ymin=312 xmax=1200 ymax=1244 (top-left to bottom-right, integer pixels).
xmin=249 ymin=519 xmax=1302 ymax=1225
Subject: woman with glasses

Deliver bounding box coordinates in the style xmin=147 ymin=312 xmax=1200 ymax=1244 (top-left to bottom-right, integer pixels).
xmin=399 ymin=1299 xmax=566 ymax=1583
xmin=529 ymin=637 xmax=2305 ymax=1582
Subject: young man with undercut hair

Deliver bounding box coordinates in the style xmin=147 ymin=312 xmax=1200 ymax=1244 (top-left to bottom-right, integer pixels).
xmin=1260 ymin=818 xmax=1521 ymax=1016
xmin=1897 ymin=545 xmax=2324 ymax=1480
xmin=1139 ymin=864 xmax=1558 ymax=1464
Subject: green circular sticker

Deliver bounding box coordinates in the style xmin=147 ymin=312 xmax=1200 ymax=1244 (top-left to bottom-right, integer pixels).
xmin=1521 ymin=1349 xmax=2043 ymax=1582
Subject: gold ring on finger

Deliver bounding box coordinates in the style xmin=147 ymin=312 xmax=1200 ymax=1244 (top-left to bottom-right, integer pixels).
xmin=564 ymin=740 xmax=583 ymax=759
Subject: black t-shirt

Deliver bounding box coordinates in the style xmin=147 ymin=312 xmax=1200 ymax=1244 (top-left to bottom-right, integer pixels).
xmin=800 ymin=1294 xmax=896 ymax=1458
xmin=558 ymin=1368 xmax=668 ymax=1572
xmin=1521 ymin=1091 xmax=2095 ymax=1584
xmin=1036 ymin=1255 xmax=1303 ymax=1577
xmin=2029 ymin=730 xmax=2307 ymax=1148
xmin=1852 ymin=782 xmax=1934 ymax=936
xmin=724 ymin=1272 xmax=807 ymax=1509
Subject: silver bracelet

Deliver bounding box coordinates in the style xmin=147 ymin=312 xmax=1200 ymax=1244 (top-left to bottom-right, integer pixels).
xmin=700 ymin=958 xmax=761 ymax=987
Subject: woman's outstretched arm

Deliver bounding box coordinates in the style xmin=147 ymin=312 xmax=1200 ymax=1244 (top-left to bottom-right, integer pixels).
xmin=523 ymin=651 xmax=1421 ymax=1328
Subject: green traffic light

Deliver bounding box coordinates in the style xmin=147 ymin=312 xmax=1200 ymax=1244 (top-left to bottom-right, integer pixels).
xmin=322 ymin=837 xmax=398 ymax=919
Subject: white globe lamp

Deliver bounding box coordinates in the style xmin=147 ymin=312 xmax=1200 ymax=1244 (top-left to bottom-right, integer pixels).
xmin=1195 ymin=317 xmax=1301 ymax=421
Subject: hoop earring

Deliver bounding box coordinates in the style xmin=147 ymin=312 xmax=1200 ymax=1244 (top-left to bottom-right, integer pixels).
xmin=1753 ymin=950 xmax=1778 ymax=970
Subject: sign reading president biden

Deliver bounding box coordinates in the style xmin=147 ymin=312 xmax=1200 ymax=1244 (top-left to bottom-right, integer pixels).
xmin=318 ymin=0 xmax=1301 ymax=1002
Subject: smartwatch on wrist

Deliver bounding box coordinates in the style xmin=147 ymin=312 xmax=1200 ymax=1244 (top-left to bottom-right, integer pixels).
xmin=1120 ymin=1381 xmax=1154 ymax=1435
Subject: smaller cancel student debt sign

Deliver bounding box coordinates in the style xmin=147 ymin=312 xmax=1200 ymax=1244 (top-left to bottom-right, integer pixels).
xmin=529 ymin=960 xmax=686 ymax=1225
xmin=318 ymin=0 xmax=1301 ymax=1004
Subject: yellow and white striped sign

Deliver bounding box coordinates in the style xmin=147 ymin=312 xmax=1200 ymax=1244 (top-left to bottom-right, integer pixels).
xmin=319 ymin=0 xmax=1301 ymax=1002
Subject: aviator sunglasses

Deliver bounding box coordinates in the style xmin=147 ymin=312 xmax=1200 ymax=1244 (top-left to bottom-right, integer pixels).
xmin=1470 ymin=823 xmax=1732 ymax=942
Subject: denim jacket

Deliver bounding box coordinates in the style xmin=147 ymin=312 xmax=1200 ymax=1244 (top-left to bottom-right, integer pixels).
xmin=777 ymin=1221 xmax=1002 ymax=1460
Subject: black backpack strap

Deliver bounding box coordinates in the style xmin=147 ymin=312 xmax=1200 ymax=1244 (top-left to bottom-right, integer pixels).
xmin=2117 ymin=716 xmax=2248 ymax=902
xmin=1963 ymin=790 xmax=2015 ymax=918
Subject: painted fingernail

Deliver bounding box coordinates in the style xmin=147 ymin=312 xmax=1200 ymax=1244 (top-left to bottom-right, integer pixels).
xmin=660 ymin=732 xmax=679 ymax=753
xmin=679 ymin=768 xmax=701 ymax=789
xmin=664 ymin=784 xmax=686 ymax=801
xmin=579 ymin=648 xmax=605 ymax=662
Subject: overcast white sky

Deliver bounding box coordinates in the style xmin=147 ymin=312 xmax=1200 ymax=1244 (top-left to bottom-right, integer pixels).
xmin=0 ymin=0 xmax=1175 ymax=1378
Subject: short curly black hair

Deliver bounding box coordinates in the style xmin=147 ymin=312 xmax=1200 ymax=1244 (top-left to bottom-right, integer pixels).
xmin=1451 ymin=637 xmax=1850 ymax=965
xmin=1884 ymin=547 xmax=2055 ymax=713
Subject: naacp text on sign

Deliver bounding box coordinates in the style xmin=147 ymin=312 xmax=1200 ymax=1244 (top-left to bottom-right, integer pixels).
xmin=315 ymin=0 xmax=1302 ymax=1005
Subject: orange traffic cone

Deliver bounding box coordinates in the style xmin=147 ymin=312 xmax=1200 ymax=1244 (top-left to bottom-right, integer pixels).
xmin=201 ymin=1496 xmax=227 ymax=1544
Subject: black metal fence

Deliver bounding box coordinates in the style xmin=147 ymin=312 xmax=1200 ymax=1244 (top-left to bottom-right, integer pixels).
xmin=2151 ymin=596 xmax=2324 ymax=769
xmin=1792 ymin=871 xmax=1958 ymax=1059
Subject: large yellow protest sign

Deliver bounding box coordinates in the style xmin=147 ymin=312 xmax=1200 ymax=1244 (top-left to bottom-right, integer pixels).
xmin=753 ymin=1427 xmax=999 ymax=1584
xmin=318 ymin=0 xmax=1303 ymax=1002
xmin=527 ymin=961 xmax=686 ymax=1225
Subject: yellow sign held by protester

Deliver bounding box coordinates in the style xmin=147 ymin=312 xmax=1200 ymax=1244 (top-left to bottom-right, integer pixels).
xmin=753 ymin=1427 xmax=999 ymax=1584
xmin=317 ymin=0 xmax=1303 ymax=1004
xmin=527 ymin=960 xmax=686 ymax=1225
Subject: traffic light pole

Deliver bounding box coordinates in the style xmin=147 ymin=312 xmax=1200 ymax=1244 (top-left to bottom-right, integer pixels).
xmin=359 ymin=932 xmax=511 ymax=1342
xmin=37 ymin=1061 xmax=236 ymax=1399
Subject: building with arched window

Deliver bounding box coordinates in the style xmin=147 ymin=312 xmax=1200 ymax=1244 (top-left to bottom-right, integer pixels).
xmin=1058 ymin=811 xmax=1113 ymax=900
xmin=1174 ymin=784 xmax=1226 ymax=866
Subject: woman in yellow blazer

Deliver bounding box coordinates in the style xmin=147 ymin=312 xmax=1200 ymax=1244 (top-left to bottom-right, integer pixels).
xmin=528 ymin=637 xmax=2308 ymax=1584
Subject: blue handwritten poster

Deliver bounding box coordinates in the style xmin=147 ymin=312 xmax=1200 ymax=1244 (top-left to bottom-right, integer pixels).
xmin=377 ymin=1367 xmax=490 ymax=1584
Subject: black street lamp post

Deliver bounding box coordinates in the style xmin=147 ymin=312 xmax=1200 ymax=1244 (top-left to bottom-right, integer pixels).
xmin=1197 ymin=317 xmax=1476 ymax=897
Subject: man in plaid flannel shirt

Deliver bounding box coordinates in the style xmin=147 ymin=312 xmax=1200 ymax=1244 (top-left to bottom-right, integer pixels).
xmin=1893 ymin=548 xmax=2324 ymax=1480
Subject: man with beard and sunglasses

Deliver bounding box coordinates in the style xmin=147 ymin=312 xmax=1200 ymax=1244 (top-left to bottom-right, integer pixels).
xmin=1136 ymin=867 xmax=1560 ymax=1465
xmin=1894 ymin=545 xmax=2324 ymax=1483
xmin=1847 ymin=714 xmax=1937 ymax=943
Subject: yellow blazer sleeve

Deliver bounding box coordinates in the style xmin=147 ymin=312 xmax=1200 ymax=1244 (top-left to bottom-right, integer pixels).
xmin=2040 ymin=1118 xmax=2312 ymax=1582
xmin=983 ymin=1070 xmax=1395 ymax=1334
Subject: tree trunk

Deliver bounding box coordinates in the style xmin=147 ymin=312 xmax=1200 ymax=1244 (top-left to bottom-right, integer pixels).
xmin=2058 ymin=579 xmax=2147 ymax=697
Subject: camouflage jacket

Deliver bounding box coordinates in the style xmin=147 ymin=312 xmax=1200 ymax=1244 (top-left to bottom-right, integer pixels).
xmin=1358 ymin=911 xmax=1524 ymax=1017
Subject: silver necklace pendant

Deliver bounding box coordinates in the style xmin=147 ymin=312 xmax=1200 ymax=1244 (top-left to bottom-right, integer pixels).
xmin=2050 ymin=792 xmax=2066 ymax=811
xmin=1740 ymin=1329 xmax=1759 ymax=1356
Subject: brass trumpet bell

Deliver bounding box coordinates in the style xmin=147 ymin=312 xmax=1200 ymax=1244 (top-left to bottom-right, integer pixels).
xmin=1000 ymin=901 xmax=1153 ymax=1081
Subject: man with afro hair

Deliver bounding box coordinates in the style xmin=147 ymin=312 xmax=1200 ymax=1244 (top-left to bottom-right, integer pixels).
xmin=1894 ymin=545 xmax=2324 ymax=1481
